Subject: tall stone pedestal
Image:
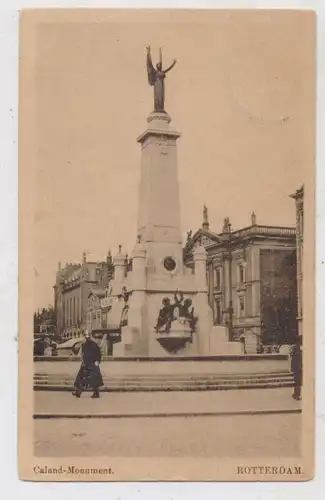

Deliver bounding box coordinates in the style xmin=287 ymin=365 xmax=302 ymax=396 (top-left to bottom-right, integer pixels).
xmin=116 ymin=110 xmax=235 ymax=356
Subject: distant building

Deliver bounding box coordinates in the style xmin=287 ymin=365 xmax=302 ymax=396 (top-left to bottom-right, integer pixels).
xmin=53 ymin=251 xmax=114 ymax=339
xmin=86 ymin=282 xmax=130 ymax=356
xmin=39 ymin=319 xmax=56 ymax=335
xmin=184 ymin=208 xmax=298 ymax=351
xmin=87 ymin=286 xmax=108 ymax=333
xmin=290 ymin=185 xmax=304 ymax=335
xmin=34 ymin=306 xmax=56 ymax=337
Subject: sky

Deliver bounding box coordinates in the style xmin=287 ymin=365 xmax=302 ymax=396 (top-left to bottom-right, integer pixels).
xmin=29 ymin=9 xmax=314 ymax=309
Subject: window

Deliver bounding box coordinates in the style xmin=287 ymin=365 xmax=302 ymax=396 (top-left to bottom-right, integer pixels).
xmin=238 ymin=263 xmax=245 ymax=284
xmin=66 ymin=298 xmax=69 ymax=326
xmin=73 ymin=296 xmax=76 ymax=325
xmin=214 ymin=299 xmax=221 ymax=325
xmin=238 ymin=296 xmax=245 ymax=317
xmin=69 ymin=298 xmax=72 ymax=326
xmin=215 ymin=268 xmax=221 ymax=289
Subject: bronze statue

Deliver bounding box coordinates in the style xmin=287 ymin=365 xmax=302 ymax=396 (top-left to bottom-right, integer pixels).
xmin=155 ymin=297 xmax=173 ymax=333
xmin=146 ymin=46 xmax=176 ymax=112
xmin=154 ymin=293 xmax=197 ymax=334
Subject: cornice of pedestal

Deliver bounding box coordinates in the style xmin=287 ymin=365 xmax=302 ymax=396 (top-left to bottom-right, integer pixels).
xmin=147 ymin=111 xmax=172 ymax=124
xmin=137 ymin=111 xmax=181 ymax=143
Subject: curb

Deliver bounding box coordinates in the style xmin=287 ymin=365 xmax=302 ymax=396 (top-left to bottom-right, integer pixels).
xmin=33 ymin=408 xmax=302 ymax=419
xmin=33 ymin=382 xmax=294 ymax=392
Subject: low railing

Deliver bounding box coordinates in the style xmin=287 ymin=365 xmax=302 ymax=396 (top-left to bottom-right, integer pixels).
xmin=234 ymin=226 xmax=296 ymax=238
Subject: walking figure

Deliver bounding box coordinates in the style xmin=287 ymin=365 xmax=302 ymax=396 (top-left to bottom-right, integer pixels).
xmin=291 ymin=334 xmax=302 ymax=400
xmin=72 ymin=331 xmax=104 ymax=398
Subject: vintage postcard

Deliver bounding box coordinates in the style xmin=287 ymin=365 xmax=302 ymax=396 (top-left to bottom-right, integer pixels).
xmin=19 ymin=9 xmax=315 ymax=481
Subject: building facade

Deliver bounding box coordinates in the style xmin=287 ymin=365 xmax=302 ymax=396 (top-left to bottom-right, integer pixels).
xmin=184 ymin=211 xmax=298 ymax=351
xmin=53 ymin=251 xmax=114 ymax=339
xmin=34 ymin=306 xmax=56 ymax=337
xmin=86 ymin=283 xmax=130 ymax=356
xmin=290 ymin=185 xmax=304 ymax=335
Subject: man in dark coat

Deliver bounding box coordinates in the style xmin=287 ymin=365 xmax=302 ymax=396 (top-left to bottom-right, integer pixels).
xmin=291 ymin=334 xmax=303 ymax=400
xmin=72 ymin=331 xmax=104 ymax=398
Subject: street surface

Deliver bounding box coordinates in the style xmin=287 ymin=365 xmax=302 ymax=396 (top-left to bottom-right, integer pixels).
xmin=34 ymin=388 xmax=302 ymax=457
xmin=34 ymin=387 xmax=300 ymax=417
xmin=34 ymin=413 xmax=301 ymax=457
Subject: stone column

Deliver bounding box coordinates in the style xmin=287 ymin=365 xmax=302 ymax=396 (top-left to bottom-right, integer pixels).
xmin=116 ymin=242 xmax=147 ymax=356
xmin=128 ymin=242 xmax=147 ymax=353
xmin=296 ymin=201 xmax=303 ymax=335
xmin=250 ymin=246 xmax=261 ymax=348
xmin=136 ymin=112 xmax=183 ymax=276
xmin=251 ymin=247 xmax=260 ymax=317
xmin=132 ymin=242 xmax=146 ymax=293
xmin=112 ymin=246 xmax=126 ymax=293
xmin=193 ymin=245 xmax=212 ymax=355
xmin=290 ymin=185 xmax=304 ymax=337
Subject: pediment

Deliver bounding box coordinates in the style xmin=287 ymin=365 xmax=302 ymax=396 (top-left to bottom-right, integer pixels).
xmin=184 ymin=228 xmax=221 ymax=253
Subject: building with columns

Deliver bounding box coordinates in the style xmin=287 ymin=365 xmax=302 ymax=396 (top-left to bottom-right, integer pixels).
xmin=53 ymin=251 xmax=114 ymax=339
xmin=184 ymin=209 xmax=298 ymax=352
xmin=290 ymin=185 xmax=304 ymax=335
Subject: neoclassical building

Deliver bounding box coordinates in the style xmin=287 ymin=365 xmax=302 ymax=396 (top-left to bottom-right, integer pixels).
xmin=184 ymin=210 xmax=298 ymax=351
xmin=290 ymin=185 xmax=304 ymax=335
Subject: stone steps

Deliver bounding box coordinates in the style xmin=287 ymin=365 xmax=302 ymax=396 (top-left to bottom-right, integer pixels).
xmin=34 ymin=372 xmax=294 ymax=392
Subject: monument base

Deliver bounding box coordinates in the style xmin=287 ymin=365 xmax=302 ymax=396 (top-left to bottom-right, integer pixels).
xmin=34 ymin=354 xmax=293 ymax=392
xmin=155 ymin=318 xmax=193 ymax=354
xmin=113 ymin=324 xmax=243 ymax=357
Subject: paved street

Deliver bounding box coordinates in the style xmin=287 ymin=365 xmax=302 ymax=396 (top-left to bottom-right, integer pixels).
xmin=34 ymin=388 xmax=302 ymax=457
xmin=34 ymin=412 xmax=301 ymax=457
xmin=34 ymin=387 xmax=301 ymax=417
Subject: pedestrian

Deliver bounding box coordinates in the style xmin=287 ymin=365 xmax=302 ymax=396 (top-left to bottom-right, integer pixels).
xmin=72 ymin=330 xmax=104 ymax=398
xmin=291 ymin=334 xmax=302 ymax=400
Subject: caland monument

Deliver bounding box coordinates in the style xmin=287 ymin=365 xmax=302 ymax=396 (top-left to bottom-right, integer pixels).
xmin=113 ymin=47 xmax=240 ymax=356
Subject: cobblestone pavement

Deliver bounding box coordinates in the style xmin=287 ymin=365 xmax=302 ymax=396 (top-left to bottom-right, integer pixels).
xmin=34 ymin=387 xmax=301 ymax=417
xmin=34 ymin=412 xmax=301 ymax=457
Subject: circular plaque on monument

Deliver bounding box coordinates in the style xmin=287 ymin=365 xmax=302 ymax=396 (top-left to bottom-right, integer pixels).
xmin=163 ymin=256 xmax=177 ymax=272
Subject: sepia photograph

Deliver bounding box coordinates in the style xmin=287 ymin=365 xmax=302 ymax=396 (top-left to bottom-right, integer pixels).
xmin=19 ymin=8 xmax=315 ymax=481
